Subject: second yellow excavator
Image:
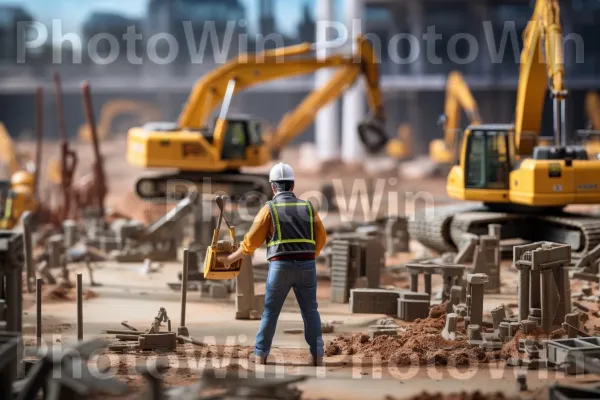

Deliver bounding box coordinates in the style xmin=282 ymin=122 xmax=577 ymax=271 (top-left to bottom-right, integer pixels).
xmin=410 ymin=0 xmax=600 ymax=258
xmin=79 ymin=99 xmax=162 ymax=142
xmin=429 ymin=71 xmax=481 ymax=166
xmin=127 ymin=36 xmax=388 ymax=201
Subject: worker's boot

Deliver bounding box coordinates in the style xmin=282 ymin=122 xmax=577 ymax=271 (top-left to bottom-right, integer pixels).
xmin=253 ymin=355 xmax=268 ymax=365
xmin=312 ymin=355 xmax=323 ymax=367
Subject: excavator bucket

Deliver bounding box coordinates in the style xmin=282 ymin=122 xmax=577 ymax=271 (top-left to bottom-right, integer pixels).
xmin=358 ymin=116 xmax=388 ymax=153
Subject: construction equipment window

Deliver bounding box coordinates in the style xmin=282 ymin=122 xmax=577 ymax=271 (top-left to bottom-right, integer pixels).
xmin=486 ymin=132 xmax=509 ymax=189
xmin=247 ymin=121 xmax=263 ymax=145
xmin=465 ymin=132 xmax=486 ymax=188
xmin=222 ymin=121 xmax=248 ymax=160
xmin=465 ymin=131 xmax=510 ymax=190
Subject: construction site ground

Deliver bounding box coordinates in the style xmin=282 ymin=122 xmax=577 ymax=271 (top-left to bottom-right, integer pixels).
xmin=17 ymin=138 xmax=600 ymax=399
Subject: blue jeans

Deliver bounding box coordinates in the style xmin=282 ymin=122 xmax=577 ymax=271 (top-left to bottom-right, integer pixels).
xmin=254 ymin=259 xmax=324 ymax=358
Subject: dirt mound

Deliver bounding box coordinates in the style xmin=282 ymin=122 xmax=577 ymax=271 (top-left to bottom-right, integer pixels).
xmin=325 ymin=302 xmax=498 ymax=366
xmin=393 ymin=391 xmax=516 ymax=400
xmin=499 ymin=326 xmax=565 ymax=360
xmin=44 ymin=284 xmax=98 ymax=302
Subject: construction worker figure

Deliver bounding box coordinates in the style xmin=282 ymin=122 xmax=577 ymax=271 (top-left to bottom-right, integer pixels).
xmin=0 ymin=171 xmax=37 ymax=229
xmin=218 ymin=162 xmax=327 ymax=366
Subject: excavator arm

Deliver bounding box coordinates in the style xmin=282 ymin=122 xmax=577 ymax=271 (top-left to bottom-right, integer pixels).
xmin=268 ymin=38 xmax=385 ymax=151
xmin=442 ymin=71 xmax=481 ymax=147
xmin=514 ymin=0 xmax=566 ymax=155
xmin=177 ymin=36 xmax=386 ymax=154
xmin=429 ymin=71 xmax=481 ymax=165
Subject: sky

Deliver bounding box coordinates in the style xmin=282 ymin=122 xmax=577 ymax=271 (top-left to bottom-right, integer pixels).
xmin=0 ymin=0 xmax=320 ymax=35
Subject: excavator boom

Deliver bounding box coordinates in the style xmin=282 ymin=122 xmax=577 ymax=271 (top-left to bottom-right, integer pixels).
xmin=175 ymin=36 xmax=385 ymax=155
xmin=128 ymin=36 xmax=387 ymax=201
xmin=514 ymin=0 xmax=566 ymax=155
xmin=429 ymin=71 xmax=481 ymax=165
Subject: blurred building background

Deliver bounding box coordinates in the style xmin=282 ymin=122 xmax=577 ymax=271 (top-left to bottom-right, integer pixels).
xmin=0 ymin=0 xmax=598 ymax=155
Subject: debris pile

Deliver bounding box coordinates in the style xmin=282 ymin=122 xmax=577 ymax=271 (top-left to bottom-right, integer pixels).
xmin=325 ymin=303 xmax=495 ymax=366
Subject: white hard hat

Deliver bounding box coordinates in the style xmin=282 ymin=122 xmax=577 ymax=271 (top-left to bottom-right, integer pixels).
xmin=269 ymin=162 xmax=295 ymax=182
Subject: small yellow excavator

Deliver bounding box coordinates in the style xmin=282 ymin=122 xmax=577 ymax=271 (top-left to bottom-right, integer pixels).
xmin=0 ymin=88 xmax=43 ymax=229
xmin=385 ymin=123 xmax=413 ymax=160
xmin=429 ymin=71 xmax=481 ymax=166
xmin=410 ymin=0 xmax=600 ymax=257
xmin=78 ymin=99 xmax=162 ymax=142
xmin=127 ymin=36 xmax=388 ymax=201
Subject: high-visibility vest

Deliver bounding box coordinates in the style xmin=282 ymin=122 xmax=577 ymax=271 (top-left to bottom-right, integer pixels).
xmin=266 ymin=192 xmax=315 ymax=260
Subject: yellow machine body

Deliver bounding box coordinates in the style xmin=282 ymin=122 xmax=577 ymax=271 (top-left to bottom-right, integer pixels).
xmin=446 ymin=126 xmax=600 ymax=208
xmin=445 ymin=0 xmax=600 ymax=209
xmin=386 ymin=124 xmax=412 ymax=160
xmin=126 ymin=36 xmax=387 ymax=200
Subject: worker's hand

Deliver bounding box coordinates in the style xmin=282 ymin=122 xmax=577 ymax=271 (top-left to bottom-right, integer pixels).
xmin=217 ymin=254 xmax=233 ymax=266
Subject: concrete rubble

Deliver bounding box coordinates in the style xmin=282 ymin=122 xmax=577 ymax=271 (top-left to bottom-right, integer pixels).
xmin=235 ymin=255 xmax=265 ymax=320
xmin=350 ymin=288 xmax=403 ymax=315
xmin=13 ymin=339 xmax=127 ymax=399
xmin=330 ymin=233 xmax=384 ymax=303
xmin=405 ymin=262 xmax=465 ymax=301
xmin=514 ymin=242 xmax=571 ymax=333
xmin=466 ymin=273 xmax=489 ymax=327
xmin=397 ymin=292 xmax=430 ymax=321
xmin=385 ymin=216 xmax=409 ymax=256
xmin=106 ymin=307 xmax=204 ymax=352
xmin=471 ymin=226 xmax=501 ymax=293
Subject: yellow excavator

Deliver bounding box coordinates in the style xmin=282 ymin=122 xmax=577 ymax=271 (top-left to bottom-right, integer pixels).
xmin=79 ymin=99 xmax=162 ymax=142
xmin=385 ymin=123 xmax=413 ymax=160
xmin=410 ymin=0 xmax=600 ymax=258
xmin=127 ymin=36 xmax=388 ymax=201
xmin=429 ymin=71 xmax=481 ymax=166
xmin=0 ymin=122 xmax=36 ymax=229
xmin=578 ymin=91 xmax=600 ymax=159
xmin=0 ymin=107 xmax=41 ymax=230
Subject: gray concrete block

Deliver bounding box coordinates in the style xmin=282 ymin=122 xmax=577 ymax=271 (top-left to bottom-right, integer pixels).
xmin=350 ymin=288 xmax=404 ymax=315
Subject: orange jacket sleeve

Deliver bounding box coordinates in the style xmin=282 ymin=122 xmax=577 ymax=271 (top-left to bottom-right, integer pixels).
xmin=241 ymin=205 xmax=271 ymax=255
xmin=314 ymin=210 xmax=327 ymax=256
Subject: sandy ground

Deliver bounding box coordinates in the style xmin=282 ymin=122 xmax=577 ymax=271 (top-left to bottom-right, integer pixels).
xmin=15 ymin=138 xmax=600 ymax=399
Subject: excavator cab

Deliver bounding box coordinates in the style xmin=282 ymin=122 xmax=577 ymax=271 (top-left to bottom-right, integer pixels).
xmin=219 ymin=117 xmax=264 ymax=160
xmin=461 ymin=125 xmax=512 ymax=191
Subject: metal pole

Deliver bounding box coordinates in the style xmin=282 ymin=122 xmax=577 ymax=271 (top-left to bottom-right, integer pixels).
xmin=81 ymin=82 xmax=106 ymax=220
xmin=180 ymin=250 xmax=189 ymax=328
xmin=76 ymin=273 xmax=83 ymax=341
xmin=33 ymin=85 xmax=43 ymax=200
xmin=36 ymin=279 xmax=42 ymax=348
xmin=22 ymin=212 xmax=34 ymax=293
xmin=53 ymin=72 xmax=77 ymax=221
xmin=561 ymin=98 xmax=567 ymax=147
xmin=53 ymin=72 xmax=67 ymax=142
xmin=553 ymin=98 xmax=561 ymax=146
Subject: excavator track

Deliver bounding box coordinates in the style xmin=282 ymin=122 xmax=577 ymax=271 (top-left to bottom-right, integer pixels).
xmin=409 ymin=204 xmax=600 ymax=258
xmin=135 ymin=171 xmax=272 ymax=202
xmin=408 ymin=203 xmax=477 ymax=253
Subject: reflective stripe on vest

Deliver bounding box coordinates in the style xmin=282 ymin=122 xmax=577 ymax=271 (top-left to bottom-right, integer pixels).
xmin=267 ymin=202 xmax=315 ymax=246
xmin=265 ymin=193 xmax=316 ymax=260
